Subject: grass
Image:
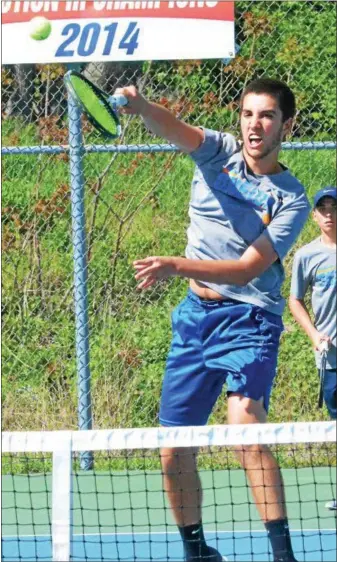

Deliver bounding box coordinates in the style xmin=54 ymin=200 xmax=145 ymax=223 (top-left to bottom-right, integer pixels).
xmin=3 ymin=439 xmax=336 ymax=476
xmin=2 ymin=121 xmax=336 ymax=435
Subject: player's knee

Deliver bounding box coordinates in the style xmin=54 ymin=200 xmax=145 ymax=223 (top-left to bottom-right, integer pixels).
xmin=160 ymin=447 xmax=198 ymax=474
xmin=227 ymin=393 xmax=267 ymax=424
xmin=233 ymin=443 xmax=269 ymax=469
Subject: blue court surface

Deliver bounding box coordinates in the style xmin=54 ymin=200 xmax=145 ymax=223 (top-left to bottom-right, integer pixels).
xmin=2 ymin=529 xmax=336 ymax=561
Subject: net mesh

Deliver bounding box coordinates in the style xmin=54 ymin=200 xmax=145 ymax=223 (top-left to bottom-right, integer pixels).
xmin=2 ymin=421 xmax=336 ymax=561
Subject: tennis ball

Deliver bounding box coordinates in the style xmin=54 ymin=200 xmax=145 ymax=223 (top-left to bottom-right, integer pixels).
xmin=29 ymin=17 xmax=52 ymax=41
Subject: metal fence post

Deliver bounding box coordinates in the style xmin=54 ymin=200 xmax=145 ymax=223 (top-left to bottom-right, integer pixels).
xmin=67 ymin=78 xmax=93 ymax=471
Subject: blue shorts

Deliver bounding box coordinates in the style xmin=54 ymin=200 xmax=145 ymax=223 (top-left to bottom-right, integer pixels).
xmin=159 ymin=290 xmax=283 ymax=426
xmin=318 ymin=368 xmax=336 ymax=420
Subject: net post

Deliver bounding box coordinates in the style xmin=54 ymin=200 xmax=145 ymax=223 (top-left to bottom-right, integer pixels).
xmin=67 ymin=63 xmax=93 ymax=471
xmin=52 ymin=431 xmax=72 ymax=562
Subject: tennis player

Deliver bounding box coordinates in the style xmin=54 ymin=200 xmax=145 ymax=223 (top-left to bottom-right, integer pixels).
xmin=289 ymin=186 xmax=336 ymax=511
xmin=117 ymin=78 xmax=310 ymax=562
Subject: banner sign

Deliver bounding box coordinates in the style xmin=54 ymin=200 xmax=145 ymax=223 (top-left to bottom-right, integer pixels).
xmin=2 ymin=1 xmax=235 ymax=64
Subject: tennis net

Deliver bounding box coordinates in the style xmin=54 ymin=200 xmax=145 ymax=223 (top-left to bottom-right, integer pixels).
xmin=2 ymin=421 xmax=336 ymax=562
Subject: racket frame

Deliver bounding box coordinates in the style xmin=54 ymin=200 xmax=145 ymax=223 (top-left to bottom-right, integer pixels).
xmin=64 ymin=70 xmax=122 ymax=139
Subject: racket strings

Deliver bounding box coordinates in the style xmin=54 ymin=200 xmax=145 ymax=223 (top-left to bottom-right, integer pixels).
xmin=67 ymin=74 xmax=119 ymax=138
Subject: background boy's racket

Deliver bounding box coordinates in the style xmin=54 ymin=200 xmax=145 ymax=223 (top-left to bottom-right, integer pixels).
xmin=318 ymin=340 xmax=329 ymax=409
xmin=64 ymin=71 xmax=128 ymax=139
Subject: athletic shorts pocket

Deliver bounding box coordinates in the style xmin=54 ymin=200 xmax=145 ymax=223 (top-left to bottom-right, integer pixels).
xmin=253 ymin=308 xmax=284 ymax=343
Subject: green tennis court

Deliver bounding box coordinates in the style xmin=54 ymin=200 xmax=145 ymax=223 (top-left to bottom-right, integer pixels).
xmin=2 ymin=467 xmax=336 ymax=561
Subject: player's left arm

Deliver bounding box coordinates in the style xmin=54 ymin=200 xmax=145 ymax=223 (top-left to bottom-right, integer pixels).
xmin=134 ymin=192 xmax=311 ymax=290
xmin=134 ymin=192 xmax=310 ymax=289
xmin=134 ymin=235 xmax=276 ymax=290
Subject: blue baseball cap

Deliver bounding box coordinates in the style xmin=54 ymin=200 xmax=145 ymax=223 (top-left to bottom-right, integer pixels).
xmin=313 ymin=186 xmax=337 ymax=207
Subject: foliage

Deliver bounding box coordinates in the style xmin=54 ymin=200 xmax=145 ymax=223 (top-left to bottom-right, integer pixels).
xmin=141 ymin=1 xmax=336 ymax=139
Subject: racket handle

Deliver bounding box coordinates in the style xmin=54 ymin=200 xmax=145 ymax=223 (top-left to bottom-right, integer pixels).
xmin=109 ymin=94 xmax=128 ymax=107
xmin=319 ymin=340 xmax=329 ymax=354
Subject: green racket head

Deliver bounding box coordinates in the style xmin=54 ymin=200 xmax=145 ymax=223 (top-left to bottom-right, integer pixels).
xmin=65 ymin=71 xmax=120 ymax=139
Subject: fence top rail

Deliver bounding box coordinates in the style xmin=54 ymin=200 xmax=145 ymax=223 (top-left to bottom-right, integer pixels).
xmin=2 ymin=421 xmax=336 ymax=454
xmin=1 ymin=141 xmax=337 ymax=156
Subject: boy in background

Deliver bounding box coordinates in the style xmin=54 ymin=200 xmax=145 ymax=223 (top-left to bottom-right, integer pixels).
xmin=289 ymin=186 xmax=336 ymax=510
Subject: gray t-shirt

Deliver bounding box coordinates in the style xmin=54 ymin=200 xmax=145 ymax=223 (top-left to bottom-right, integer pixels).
xmin=187 ymin=128 xmax=310 ymax=316
xmin=290 ymin=238 xmax=337 ymax=369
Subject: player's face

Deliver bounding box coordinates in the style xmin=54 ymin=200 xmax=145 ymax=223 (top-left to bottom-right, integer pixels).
xmin=240 ymin=93 xmax=292 ymax=162
xmin=313 ymin=196 xmax=337 ymax=235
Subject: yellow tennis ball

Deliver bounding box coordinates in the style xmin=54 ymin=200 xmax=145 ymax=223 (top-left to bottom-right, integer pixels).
xmin=29 ymin=17 xmax=52 ymax=41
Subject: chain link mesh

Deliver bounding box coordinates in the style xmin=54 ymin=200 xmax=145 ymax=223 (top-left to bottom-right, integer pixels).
xmin=2 ymin=1 xmax=336 ymax=431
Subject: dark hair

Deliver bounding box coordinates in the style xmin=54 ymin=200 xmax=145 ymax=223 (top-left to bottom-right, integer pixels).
xmin=240 ymin=78 xmax=296 ymax=122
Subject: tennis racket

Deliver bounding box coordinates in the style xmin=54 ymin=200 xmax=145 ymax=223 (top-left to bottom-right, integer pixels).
xmin=64 ymin=70 xmax=128 ymax=139
xmin=318 ymin=340 xmax=329 ymax=409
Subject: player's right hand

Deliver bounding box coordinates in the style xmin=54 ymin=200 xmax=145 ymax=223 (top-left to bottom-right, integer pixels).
xmin=133 ymin=256 xmax=178 ymax=290
xmin=114 ymin=86 xmax=148 ymax=115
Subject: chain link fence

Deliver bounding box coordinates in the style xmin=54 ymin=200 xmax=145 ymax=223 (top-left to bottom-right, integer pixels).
xmin=2 ymin=1 xmax=336 ymax=432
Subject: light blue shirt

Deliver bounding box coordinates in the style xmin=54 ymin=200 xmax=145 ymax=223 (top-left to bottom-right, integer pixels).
xmin=291 ymin=238 xmax=336 ymax=369
xmin=187 ymin=128 xmax=310 ymax=315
